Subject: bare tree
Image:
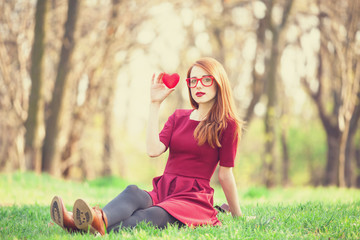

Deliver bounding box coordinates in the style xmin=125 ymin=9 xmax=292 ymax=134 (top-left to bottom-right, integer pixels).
xmin=0 ymin=1 xmax=34 ymax=171
xmin=336 ymin=0 xmax=360 ymax=187
xmin=302 ymin=0 xmax=360 ymax=186
xmin=24 ymin=0 xmax=48 ymax=173
xmin=42 ymin=0 xmax=80 ymax=175
xmin=261 ymin=0 xmax=294 ymax=187
xmin=101 ymin=0 xmax=122 ymax=176
xmin=245 ymin=11 xmax=267 ymax=123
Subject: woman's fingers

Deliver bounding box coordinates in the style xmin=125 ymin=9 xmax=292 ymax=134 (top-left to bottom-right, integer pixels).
xmin=151 ymin=73 xmax=155 ymax=85
xmin=151 ymin=73 xmax=163 ymax=85
xmin=156 ymin=72 xmax=164 ymax=84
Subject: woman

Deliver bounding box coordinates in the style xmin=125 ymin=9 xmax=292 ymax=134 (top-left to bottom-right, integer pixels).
xmin=50 ymin=57 xmax=244 ymax=235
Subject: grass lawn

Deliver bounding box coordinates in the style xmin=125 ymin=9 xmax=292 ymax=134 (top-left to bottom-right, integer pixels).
xmin=1 ymin=172 xmax=359 ymax=239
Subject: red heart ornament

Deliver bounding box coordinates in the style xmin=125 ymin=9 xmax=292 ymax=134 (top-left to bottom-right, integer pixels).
xmin=162 ymin=73 xmax=180 ymax=89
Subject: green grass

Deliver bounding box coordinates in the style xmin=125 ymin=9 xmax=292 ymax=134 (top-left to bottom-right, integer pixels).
xmin=1 ymin=172 xmax=360 ymax=239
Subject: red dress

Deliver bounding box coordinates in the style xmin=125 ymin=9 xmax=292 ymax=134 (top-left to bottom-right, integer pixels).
xmin=147 ymin=109 xmax=238 ymax=226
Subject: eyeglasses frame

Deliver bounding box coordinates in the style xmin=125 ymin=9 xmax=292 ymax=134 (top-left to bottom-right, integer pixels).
xmin=186 ymin=75 xmax=215 ymax=88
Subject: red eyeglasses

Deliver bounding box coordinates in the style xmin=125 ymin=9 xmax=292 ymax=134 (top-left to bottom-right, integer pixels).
xmin=186 ymin=75 xmax=215 ymax=88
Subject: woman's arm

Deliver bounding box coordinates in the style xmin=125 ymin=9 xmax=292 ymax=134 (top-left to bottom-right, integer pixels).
xmin=146 ymin=74 xmax=174 ymax=157
xmin=218 ymin=166 xmax=243 ymax=217
xmin=147 ymin=102 xmax=166 ymax=157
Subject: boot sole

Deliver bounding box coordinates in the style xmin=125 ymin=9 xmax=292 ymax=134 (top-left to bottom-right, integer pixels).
xmin=73 ymin=199 xmax=96 ymax=233
xmin=50 ymin=196 xmax=64 ymax=229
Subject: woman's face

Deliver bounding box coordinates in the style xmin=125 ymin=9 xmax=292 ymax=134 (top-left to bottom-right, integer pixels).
xmin=189 ymin=66 xmax=218 ymax=106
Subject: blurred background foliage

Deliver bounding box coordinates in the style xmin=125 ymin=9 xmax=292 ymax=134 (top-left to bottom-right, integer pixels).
xmin=0 ymin=0 xmax=359 ymax=188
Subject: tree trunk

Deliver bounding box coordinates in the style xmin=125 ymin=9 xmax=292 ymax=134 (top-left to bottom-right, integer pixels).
xmin=324 ymin=133 xmax=341 ymax=185
xmin=263 ymin=29 xmax=279 ymax=188
xmin=281 ymin=128 xmax=290 ymax=186
xmin=102 ymin=81 xmax=115 ymax=176
xmin=24 ymin=0 xmax=48 ymax=173
xmin=101 ymin=0 xmax=122 ymax=177
xmin=42 ymin=0 xmax=80 ymax=175
xmin=344 ymin=133 xmax=353 ymax=187
xmin=346 ymin=92 xmax=360 ymax=186
xmin=356 ymin=147 xmax=360 ymax=188
xmin=245 ymin=10 xmax=267 ymax=123
xmin=338 ymin=122 xmax=350 ymax=187
xmin=60 ymin=110 xmax=85 ymax=178
xmin=261 ymin=0 xmax=293 ymax=188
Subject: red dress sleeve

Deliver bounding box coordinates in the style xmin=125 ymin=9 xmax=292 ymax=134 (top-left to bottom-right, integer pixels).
xmin=219 ymin=120 xmax=238 ymax=167
xmin=159 ymin=111 xmax=176 ymax=150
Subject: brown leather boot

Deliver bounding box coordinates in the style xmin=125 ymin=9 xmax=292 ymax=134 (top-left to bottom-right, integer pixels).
xmin=50 ymin=196 xmax=80 ymax=233
xmin=73 ymin=199 xmax=108 ymax=236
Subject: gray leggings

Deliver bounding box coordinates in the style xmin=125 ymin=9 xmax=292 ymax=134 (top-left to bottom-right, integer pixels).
xmin=103 ymin=185 xmax=181 ymax=232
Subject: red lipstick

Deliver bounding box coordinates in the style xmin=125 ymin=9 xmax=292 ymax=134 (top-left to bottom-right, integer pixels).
xmin=196 ymin=92 xmax=205 ymax=97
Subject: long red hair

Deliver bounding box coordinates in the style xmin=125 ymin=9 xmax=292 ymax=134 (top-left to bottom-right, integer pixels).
xmin=187 ymin=57 xmax=244 ymax=148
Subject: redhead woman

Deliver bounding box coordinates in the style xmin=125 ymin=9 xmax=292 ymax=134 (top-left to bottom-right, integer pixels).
xmin=50 ymin=57 xmax=244 ymax=235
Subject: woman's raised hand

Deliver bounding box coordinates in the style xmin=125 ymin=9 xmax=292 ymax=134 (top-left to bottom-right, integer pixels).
xmin=150 ymin=73 xmax=175 ymax=104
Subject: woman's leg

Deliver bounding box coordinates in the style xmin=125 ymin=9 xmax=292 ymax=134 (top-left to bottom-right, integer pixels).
xmin=108 ymin=206 xmax=180 ymax=232
xmin=103 ymin=185 xmax=152 ymax=228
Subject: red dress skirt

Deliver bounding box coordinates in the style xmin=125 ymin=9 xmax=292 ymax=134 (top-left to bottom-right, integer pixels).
xmin=147 ymin=173 xmax=220 ymax=226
